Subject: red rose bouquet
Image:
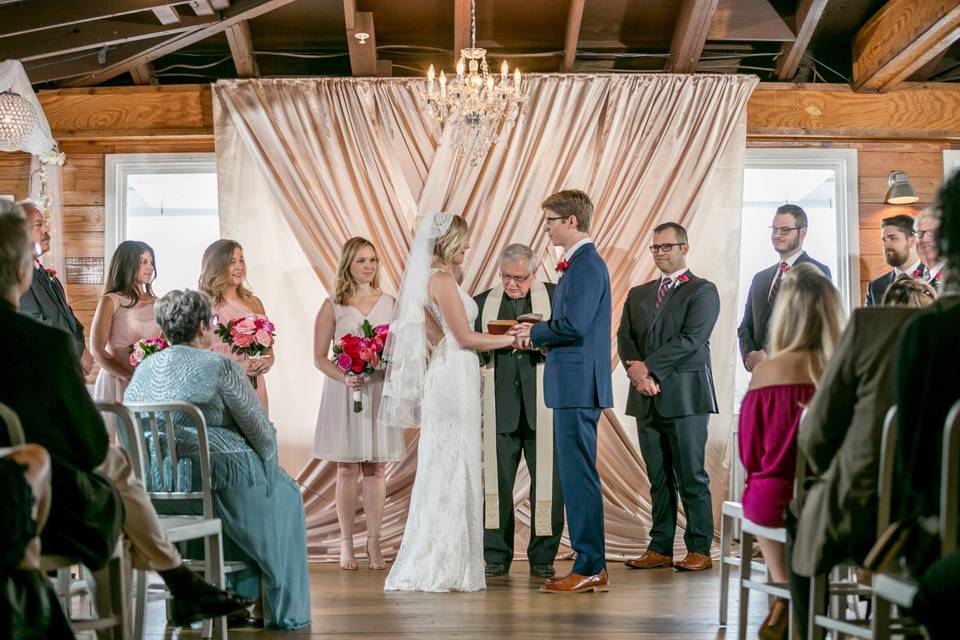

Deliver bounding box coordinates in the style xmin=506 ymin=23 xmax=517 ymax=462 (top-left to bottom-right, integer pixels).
xmin=129 ymin=336 xmax=169 ymax=367
xmin=332 ymin=319 xmax=390 ymax=412
xmin=215 ymin=314 xmax=275 ymax=388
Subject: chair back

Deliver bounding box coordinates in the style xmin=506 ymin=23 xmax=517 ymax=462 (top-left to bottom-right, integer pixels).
xmin=0 ymin=401 xmax=25 ymax=446
xmin=794 ymin=407 xmax=809 ymax=502
xmin=941 ymin=399 xmax=960 ymax=557
xmin=97 ymin=401 xmax=215 ymax=520
xmin=877 ymin=405 xmax=898 ymax=531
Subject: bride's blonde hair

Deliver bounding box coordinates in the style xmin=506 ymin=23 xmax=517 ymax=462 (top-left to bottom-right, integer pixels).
xmin=433 ymin=215 xmax=468 ymax=264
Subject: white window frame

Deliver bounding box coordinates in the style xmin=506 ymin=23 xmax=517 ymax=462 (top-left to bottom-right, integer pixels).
xmin=945 ymin=150 xmax=960 ymax=180
xmin=744 ymin=148 xmax=861 ymax=310
xmin=104 ymin=153 xmax=217 ymax=262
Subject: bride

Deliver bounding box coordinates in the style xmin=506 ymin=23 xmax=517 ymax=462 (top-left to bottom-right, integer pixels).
xmin=379 ymin=213 xmax=516 ymax=592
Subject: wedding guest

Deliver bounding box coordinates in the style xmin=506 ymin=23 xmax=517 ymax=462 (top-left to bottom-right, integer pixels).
xmin=199 ymin=240 xmax=274 ymax=413
xmin=124 ymin=289 xmax=311 ymax=630
xmin=739 ymin=203 xmax=832 ymax=372
xmin=618 ymin=222 xmax=719 ymax=573
xmin=915 ymin=207 xmax=946 ymax=292
xmin=740 ymin=264 xmax=844 ymax=640
xmin=312 ymin=237 xmax=403 ymax=571
xmin=865 ymin=213 xmax=924 ymax=306
xmin=91 ymin=240 xmax=160 ymax=410
xmin=788 ymin=275 xmax=935 ymax=639
xmin=17 ymin=200 xmax=94 ymax=375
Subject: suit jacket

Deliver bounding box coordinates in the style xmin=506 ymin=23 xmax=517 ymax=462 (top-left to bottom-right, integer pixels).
xmin=618 ymin=270 xmax=720 ymax=419
xmin=738 ymin=252 xmax=831 ymax=360
xmin=864 ymin=263 xmax=926 ymax=307
xmin=530 ymin=243 xmax=613 ymax=409
xmin=474 ymin=283 xmax=556 ymax=432
xmin=792 ymin=306 xmax=918 ymax=576
xmin=19 ymin=265 xmax=86 ymax=357
xmin=893 ymin=296 xmax=960 ymax=538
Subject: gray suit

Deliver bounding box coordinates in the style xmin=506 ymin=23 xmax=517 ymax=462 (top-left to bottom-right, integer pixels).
xmin=19 ymin=264 xmax=85 ymax=357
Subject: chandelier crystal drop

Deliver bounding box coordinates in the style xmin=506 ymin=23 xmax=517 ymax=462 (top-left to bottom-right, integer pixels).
xmin=423 ymin=0 xmax=525 ymax=163
xmin=0 ymin=91 xmax=38 ymax=152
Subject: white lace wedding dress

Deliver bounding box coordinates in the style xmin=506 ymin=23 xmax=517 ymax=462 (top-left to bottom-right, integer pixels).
xmin=384 ymin=274 xmax=486 ymax=592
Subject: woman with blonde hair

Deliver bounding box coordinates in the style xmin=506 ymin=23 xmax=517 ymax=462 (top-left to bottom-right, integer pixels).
xmin=738 ymin=263 xmax=845 ymax=640
xmin=199 ymin=239 xmax=274 ymax=412
xmin=312 ymin=237 xmax=404 ymax=570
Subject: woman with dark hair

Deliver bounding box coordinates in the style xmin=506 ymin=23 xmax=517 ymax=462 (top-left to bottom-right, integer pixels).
xmin=199 ymin=239 xmax=273 ymax=412
xmin=91 ymin=240 xmax=160 ymax=409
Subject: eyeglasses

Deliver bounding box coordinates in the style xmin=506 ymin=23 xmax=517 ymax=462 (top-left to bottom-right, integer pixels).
xmin=210 ymin=314 xmax=220 ymax=327
xmin=770 ymin=226 xmax=804 ymax=236
xmin=648 ymin=243 xmax=685 ymax=254
xmin=917 ymin=229 xmax=937 ymax=240
xmin=500 ymin=273 xmax=530 ymax=284
xmin=544 ymin=216 xmax=569 ymax=226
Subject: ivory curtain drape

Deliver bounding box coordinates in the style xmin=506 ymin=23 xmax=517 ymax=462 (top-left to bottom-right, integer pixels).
xmin=214 ymin=73 xmax=757 ymax=561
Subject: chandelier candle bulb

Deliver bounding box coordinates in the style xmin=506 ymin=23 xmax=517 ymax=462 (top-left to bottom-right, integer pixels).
xmin=501 ymin=61 xmax=508 ymax=85
xmin=428 ymin=65 xmax=435 ymax=95
xmin=457 ymin=60 xmax=464 ymax=80
xmin=514 ymin=67 xmax=521 ymax=93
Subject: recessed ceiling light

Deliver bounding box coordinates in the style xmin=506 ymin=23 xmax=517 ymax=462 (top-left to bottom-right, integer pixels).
xmin=354 ymin=32 xmax=370 ymax=45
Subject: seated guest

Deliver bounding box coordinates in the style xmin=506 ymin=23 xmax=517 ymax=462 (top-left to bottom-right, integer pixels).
xmin=0 ymin=201 xmax=251 ymax=629
xmin=124 ymin=289 xmax=311 ymax=630
xmin=738 ymin=263 xmax=844 ymax=640
xmin=789 ymin=276 xmax=936 ymax=639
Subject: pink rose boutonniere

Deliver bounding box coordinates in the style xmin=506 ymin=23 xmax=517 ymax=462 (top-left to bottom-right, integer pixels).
xmin=44 ymin=266 xmax=57 ymax=281
xmin=555 ymin=260 xmax=570 ymax=273
xmin=677 ymin=273 xmax=690 ymax=285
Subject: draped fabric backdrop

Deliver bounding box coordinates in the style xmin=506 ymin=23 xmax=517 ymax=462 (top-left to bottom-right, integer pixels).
xmin=214 ymin=74 xmax=756 ymax=561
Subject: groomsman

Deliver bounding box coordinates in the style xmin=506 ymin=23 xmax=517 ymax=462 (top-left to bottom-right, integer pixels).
xmin=865 ymin=213 xmax=924 ymax=306
xmin=738 ymin=204 xmax=831 ymax=371
xmin=617 ymin=222 xmax=719 ymax=572
xmin=474 ymin=244 xmax=564 ymax=579
xmin=915 ymin=207 xmax=946 ymax=292
xmin=18 ymin=200 xmax=93 ymax=374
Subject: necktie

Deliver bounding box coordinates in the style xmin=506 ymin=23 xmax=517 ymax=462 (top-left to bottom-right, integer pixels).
xmin=768 ymin=262 xmax=788 ymax=305
xmin=656 ymin=277 xmax=672 ymax=310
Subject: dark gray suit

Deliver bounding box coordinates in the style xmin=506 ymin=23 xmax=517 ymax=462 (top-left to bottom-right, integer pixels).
xmin=738 ymin=251 xmax=831 ymax=361
xmin=864 ymin=263 xmax=925 ymax=307
xmin=474 ymin=285 xmax=564 ymax=568
xmin=19 ymin=264 xmax=86 ymax=357
xmin=617 ymin=270 xmax=719 ymax=555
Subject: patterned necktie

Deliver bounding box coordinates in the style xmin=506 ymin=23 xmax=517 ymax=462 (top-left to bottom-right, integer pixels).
xmin=656 ymin=277 xmax=672 ymax=310
xmin=768 ymin=262 xmax=788 ymax=305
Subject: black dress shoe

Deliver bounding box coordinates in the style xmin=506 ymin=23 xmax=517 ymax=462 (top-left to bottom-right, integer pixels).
xmin=485 ymin=563 xmax=509 ymax=577
xmin=227 ymin=614 xmax=266 ymax=629
xmin=530 ymin=564 xmax=556 ymax=578
xmin=168 ymin=587 xmax=255 ymax=627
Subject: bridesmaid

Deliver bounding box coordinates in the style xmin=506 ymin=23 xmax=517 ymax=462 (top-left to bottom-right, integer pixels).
xmin=199 ymin=240 xmax=273 ymax=413
xmin=312 ymin=237 xmax=404 ymax=571
xmin=91 ymin=240 xmax=160 ymax=410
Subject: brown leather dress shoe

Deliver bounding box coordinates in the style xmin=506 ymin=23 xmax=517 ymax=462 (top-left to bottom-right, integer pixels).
xmin=539 ymin=569 xmax=609 ymax=594
xmin=624 ymin=550 xmax=673 ymax=569
xmin=674 ymin=552 xmax=712 ymax=571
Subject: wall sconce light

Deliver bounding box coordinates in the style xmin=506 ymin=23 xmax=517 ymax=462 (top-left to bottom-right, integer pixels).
xmin=885 ymin=170 xmax=919 ymax=205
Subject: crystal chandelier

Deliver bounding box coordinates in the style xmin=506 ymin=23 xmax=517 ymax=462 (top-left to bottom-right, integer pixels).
xmin=0 ymin=91 xmax=38 ymax=152
xmin=423 ymin=0 xmax=525 ymax=163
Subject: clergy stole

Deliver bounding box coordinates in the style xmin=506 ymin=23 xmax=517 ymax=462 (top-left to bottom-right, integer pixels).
xmin=481 ymin=281 xmax=554 ymax=536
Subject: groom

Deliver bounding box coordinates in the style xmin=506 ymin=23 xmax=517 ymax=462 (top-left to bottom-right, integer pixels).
xmin=513 ymin=189 xmax=613 ymax=594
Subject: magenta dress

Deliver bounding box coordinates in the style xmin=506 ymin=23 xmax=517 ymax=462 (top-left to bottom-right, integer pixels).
xmin=738 ymin=383 xmax=816 ymax=527
xmin=93 ymin=293 xmax=160 ymax=404
xmin=211 ymin=298 xmax=270 ymax=414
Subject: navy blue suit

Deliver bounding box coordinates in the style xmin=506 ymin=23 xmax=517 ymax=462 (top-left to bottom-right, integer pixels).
xmin=530 ymin=242 xmax=612 ymax=575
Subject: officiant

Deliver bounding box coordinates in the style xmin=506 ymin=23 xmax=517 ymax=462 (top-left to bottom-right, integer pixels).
xmin=474 ymin=243 xmax=564 ymax=579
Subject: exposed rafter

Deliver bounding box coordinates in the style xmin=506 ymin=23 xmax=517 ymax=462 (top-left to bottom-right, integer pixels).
xmin=454 ymin=0 xmax=471 ymax=55
xmin=129 ymin=63 xmax=156 ymax=85
xmin=345 ymin=11 xmax=379 ymax=76
xmin=152 ymin=5 xmax=181 ymax=24
xmin=562 ymin=0 xmax=586 ymax=72
xmin=190 ymin=0 xmax=216 ymax=16
xmin=667 ymin=0 xmax=720 ymax=73
xmin=225 ymin=19 xmax=258 ymax=77
xmin=708 ymin=0 xmax=794 ymax=42
xmin=0 ymin=1 xmax=186 ymax=39
xmin=776 ymin=0 xmax=829 ymax=81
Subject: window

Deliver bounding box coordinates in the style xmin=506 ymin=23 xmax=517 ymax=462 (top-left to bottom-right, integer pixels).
xmin=105 ymin=153 xmax=219 ymax=294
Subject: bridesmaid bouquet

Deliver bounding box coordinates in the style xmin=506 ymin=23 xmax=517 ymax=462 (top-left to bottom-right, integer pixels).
xmin=332 ymin=320 xmax=390 ymax=412
xmin=129 ymin=336 xmax=169 ymax=367
xmin=215 ymin=314 xmax=276 ymax=389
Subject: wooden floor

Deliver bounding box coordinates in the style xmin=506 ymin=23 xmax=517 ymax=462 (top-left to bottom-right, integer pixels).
xmin=81 ymin=560 xmax=771 ymax=639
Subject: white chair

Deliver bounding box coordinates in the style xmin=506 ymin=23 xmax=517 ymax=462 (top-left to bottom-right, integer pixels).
xmin=872 ymin=399 xmax=960 ymax=640
xmin=105 ymin=401 xmax=231 ymax=640
xmin=0 ymin=401 xmax=129 ymax=640
xmin=719 ymin=501 xmax=768 ymax=626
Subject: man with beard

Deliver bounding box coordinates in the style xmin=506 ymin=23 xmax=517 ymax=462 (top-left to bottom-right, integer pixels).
xmin=915 ymin=207 xmax=946 ymax=293
xmin=738 ymin=204 xmax=832 ymax=372
xmin=865 ymin=213 xmax=924 ymax=306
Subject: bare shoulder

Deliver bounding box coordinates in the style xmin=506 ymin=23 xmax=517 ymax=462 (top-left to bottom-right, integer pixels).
xmin=749 ymin=352 xmax=814 ymax=389
xmin=248 ymin=295 xmax=267 ymax=315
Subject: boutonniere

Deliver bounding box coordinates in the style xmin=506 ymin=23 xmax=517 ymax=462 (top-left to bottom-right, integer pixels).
xmin=44 ymin=266 xmax=57 ymax=281
xmin=935 ymin=271 xmax=943 ymax=282
xmin=555 ymin=260 xmax=570 ymax=273
xmin=676 ymin=273 xmax=689 ymax=285
xmin=912 ymin=267 xmax=924 ymax=278
xmin=780 ymin=264 xmax=790 ymax=273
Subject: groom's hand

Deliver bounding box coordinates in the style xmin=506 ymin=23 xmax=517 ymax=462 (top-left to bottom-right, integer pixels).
xmin=510 ymin=322 xmax=533 ymax=340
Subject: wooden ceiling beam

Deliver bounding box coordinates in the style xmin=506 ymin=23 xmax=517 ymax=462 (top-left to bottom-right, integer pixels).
xmin=25 ymin=39 xmax=166 ymax=84
xmin=210 ymin=0 xmax=231 ymax=9
xmin=7 ymin=16 xmax=217 ymax=63
xmin=0 ymin=1 xmax=187 ymax=39
xmin=152 ymin=5 xmax=182 ymax=24
xmin=667 ymin=0 xmax=720 ymax=72
xmin=455 ymin=0 xmax=471 ymax=55
xmin=225 ymin=19 xmax=258 ymax=77
xmin=58 ymin=0 xmax=298 ymax=87
xmin=129 ymin=63 xmax=156 ymax=85
xmin=562 ymin=0 xmax=586 ymax=72
xmin=852 ymin=0 xmax=960 ymax=92
xmin=708 ymin=0 xmax=795 ymax=42
xmin=776 ymin=0 xmax=829 ymax=80
xmin=190 ymin=0 xmax=216 ymax=15
xmin=345 ymin=11 xmax=378 ymax=76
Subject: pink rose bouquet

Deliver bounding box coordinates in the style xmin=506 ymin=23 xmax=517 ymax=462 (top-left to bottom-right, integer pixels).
xmin=215 ymin=314 xmax=276 ymax=388
xmin=331 ymin=319 xmax=390 ymax=412
xmin=129 ymin=336 xmax=170 ymax=367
